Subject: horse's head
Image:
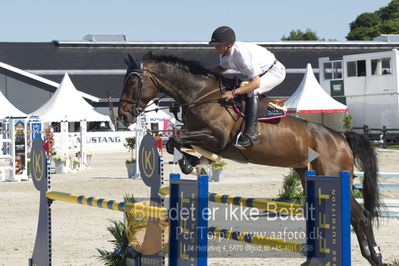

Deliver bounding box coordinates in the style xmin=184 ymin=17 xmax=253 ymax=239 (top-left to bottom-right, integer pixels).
xmin=118 ymin=54 xmax=159 ymax=127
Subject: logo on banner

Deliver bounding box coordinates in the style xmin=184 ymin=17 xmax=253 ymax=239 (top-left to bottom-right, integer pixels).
xmin=141 ymin=147 xmax=156 ymax=178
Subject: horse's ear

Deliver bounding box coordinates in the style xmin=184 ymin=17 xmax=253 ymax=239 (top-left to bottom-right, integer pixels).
xmin=123 ymin=54 xmax=131 ymax=66
xmin=123 ymin=53 xmax=141 ymax=69
xmin=128 ymin=53 xmax=134 ymax=64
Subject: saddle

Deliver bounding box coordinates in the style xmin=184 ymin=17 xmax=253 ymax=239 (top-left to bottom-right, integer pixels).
xmin=232 ymin=97 xmax=287 ymax=122
xmin=224 ymin=79 xmax=287 ymax=121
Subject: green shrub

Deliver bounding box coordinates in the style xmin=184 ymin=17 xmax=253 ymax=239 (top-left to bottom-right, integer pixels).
xmin=97 ymin=194 xmax=147 ymax=265
xmin=352 ymin=176 xmax=364 ymax=199
xmin=123 ymin=137 xmax=136 ymax=152
xmin=210 ymin=161 xmax=227 ymax=170
xmin=343 ymin=114 xmax=353 ymax=131
xmin=390 ymin=259 xmax=399 ymax=266
xmin=124 ymin=137 xmax=136 ymax=164
xmin=277 ymin=169 xmax=305 ymax=204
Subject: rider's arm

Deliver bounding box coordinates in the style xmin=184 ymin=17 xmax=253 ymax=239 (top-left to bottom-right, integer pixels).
xmin=233 ymin=76 xmax=260 ymax=95
xmin=212 ymin=65 xmax=228 ymax=74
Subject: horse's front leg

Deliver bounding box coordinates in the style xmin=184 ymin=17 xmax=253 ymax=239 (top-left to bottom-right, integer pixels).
xmin=166 ymin=129 xmax=221 ymax=154
xmin=175 ymin=129 xmax=220 ymax=149
xmin=166 ymin=129 xmax=221 ymax=175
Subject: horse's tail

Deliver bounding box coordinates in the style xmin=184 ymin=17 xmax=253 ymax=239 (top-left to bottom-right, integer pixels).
xmin=344 ymin=131 xmax=381 ymax=222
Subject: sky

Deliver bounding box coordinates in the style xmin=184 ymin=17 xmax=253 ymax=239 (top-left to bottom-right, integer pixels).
xmin=0 ymin=0 xmax=393 ymax=42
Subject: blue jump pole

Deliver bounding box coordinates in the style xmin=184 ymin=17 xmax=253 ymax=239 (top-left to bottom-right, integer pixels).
xmin=306 ymin=170 xmax=351 ymax=265
xmin=169 ymin=173 xmax=208 ymax=266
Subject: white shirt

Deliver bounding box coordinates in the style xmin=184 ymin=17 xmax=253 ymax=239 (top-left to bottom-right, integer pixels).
xmin=219 ymin=41 xmax=276 ymax=79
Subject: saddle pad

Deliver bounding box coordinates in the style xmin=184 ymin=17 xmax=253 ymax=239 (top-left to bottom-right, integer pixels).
xmin=233 ymin=102 xmax=287 ymax=121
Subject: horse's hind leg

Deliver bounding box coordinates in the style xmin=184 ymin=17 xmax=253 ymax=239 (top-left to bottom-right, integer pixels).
xmin=351 ymin=194 xmax=384 ymax=266
xmin=294 ymin=168 xmax=307 ymax=189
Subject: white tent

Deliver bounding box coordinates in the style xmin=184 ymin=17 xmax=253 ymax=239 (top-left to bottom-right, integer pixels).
xmin=285 ymin=63 xmax=348 ymax=113
xmin=0 ymin=90 xmax=27 ymax=119
xmin=284 ymin=63 xmax=348 ymax=130
xmin=30 ymin=74 xmax=110 ymax=123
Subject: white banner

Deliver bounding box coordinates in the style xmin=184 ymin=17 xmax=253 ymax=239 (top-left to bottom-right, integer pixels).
xmin=53 ymin=131 xmax=135 ymax=152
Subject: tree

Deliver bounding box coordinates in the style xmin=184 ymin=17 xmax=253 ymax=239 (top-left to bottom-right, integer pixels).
xmin=281 ymin=29 xmax=320 ymax=41
xmin=347 ymin=0 xmax=399 ymax=40
xmin=349 ymin=13 xmax=381 ymax=30
xmin=378 ymin=0 xmax=399 ymax=20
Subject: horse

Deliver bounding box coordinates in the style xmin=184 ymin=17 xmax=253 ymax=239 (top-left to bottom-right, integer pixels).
xmin=118 ymin=53 xmax=384 ymax=265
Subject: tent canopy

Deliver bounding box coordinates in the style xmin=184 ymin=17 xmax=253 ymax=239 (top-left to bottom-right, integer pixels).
xmin=0 ymin=89 xmax=27 ymax=119
xmin=284 ymin=63 xmax=348 ymax=113
xmin=30 ymin=74 xmax=110 ymax=122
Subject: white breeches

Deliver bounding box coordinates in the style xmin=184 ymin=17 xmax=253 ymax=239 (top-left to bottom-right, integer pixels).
xmin=254 ymin=61 xmax=286 ymax=95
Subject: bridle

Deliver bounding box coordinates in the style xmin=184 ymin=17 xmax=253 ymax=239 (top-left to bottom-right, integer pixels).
xmin=120 ymin=65 xmax=227 ymax=119
xmin=119 ymin=67 xmax=162 ymax=117
xmin=119 ymin=68 xmax=149 ymax=117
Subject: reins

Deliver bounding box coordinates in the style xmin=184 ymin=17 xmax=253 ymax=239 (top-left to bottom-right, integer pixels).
xmin=121 ymin=65 xmax=240 ymax=122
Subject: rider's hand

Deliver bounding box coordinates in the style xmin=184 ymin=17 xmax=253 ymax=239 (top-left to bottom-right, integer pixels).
xmin=222 ymin=91 xmax=235 ymax=101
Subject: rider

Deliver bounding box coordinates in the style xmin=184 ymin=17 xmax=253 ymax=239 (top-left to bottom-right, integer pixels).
xmin=209 ymin=26 xmax=286 ymax=148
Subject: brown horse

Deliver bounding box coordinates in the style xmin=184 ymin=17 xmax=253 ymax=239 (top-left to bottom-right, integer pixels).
xmin=118 ymin=53 xmax=384 ymax=265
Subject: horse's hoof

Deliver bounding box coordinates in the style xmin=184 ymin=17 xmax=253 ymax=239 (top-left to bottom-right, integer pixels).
xmin=166 ymin=138 xmax=175 ymax=154
xmin=178 ymin=158 xmax=193 ymax=175
xmin=186 ymin=155 xmax=201 ymax=167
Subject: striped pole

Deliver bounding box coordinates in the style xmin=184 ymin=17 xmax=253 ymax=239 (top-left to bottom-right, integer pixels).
xmin=208 ymin=193 xmax=303 ymax=215
xmin=46 ymin=190 xmax=168 ymax=220
xmin=160 ymin=186 xmax=303 ymax=215
xmin=354 ymin=171 xmax=399 ymax=178
xmin=208 ymin=226 xmax=303 ymax=253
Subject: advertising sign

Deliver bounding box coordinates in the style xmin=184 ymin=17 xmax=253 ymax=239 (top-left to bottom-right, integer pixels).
xmin=13 ymin=119 xmax=27 ymax=179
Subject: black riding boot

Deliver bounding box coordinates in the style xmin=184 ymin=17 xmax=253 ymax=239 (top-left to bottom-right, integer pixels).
xmin=236 ymin=93 xmax=260 ymax=148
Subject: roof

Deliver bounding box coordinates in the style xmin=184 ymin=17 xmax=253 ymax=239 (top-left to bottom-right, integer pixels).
xmin=0 ymin=61 xmax=100 ymax=102
xmin=284 ymin=63 xmax=348 ymax=113
xmin=0 ymin=41 xmax=398 ymax=98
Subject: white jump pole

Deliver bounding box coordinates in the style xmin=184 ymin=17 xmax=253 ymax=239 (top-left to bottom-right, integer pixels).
xmin=79 ymin=120 xmax=87 ymax=169
xmin=60 ymin=121 xmax=69 ymax=173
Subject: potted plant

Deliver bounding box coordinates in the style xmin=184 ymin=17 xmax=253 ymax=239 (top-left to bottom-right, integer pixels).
xmin=124 ymin=137 xmax=137 ymax=178
xmin=84 ymin=151 xmax=93 ymax=166
xmin=72 ymin=159 xmax=80 ymax=170
xmin=210 ymin=160 xmax=226 ymax=182
xmin=52 ymin=154 xmax=67 ymax=174
xmin=97 ymin=194 xmax=146 ymax=265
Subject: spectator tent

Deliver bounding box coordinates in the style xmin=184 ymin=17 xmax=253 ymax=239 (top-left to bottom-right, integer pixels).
xmin=284 ymin=63 xmax=348 ymax=131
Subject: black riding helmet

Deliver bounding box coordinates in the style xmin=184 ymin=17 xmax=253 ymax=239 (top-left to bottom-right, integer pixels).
xmin=209 ymin=26 xmax=236 ymax=46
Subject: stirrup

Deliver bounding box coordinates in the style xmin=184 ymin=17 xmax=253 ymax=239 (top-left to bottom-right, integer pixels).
xmin=234 ymin=132 xmax=260 ymax=149
xmin=234 ymin=132 xmax=243 ymax=148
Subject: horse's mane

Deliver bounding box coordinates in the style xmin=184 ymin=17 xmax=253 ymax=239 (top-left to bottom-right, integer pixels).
xmin=143 ymin=52 xmax=236 ymax=88
xmin=143 ymin=52 xmax=217 ymax=77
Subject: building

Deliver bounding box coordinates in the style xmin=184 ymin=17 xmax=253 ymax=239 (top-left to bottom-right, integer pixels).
xmin=1 ymin=34 xmax=399 ymax=118
xmin=319 ymin=49 xmax=399 ymax=129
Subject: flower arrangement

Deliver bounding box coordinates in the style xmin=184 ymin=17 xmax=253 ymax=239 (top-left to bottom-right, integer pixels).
xmin=210 ymin=160 xmax=227 ymax=170
xmin=52 ymin=154 xmax=67 ymax=162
